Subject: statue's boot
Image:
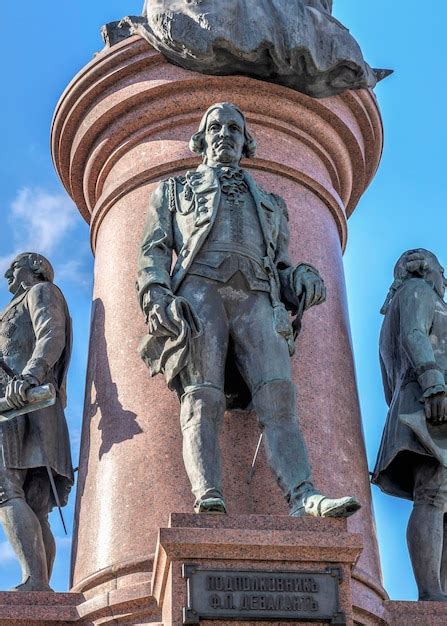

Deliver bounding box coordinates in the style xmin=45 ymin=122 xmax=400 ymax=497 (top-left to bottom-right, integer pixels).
xmin=252 ymin=380 xmax=360 ymax=518
xmin=293 ymin=494 xmax=361 ymax=518
xmin=180 ymin=385 xmax=226 ymax=514
xmin=408 ymin=502 xmax=447 ymax=601
xmin=11 ymin=576 xmax=53 ymax=592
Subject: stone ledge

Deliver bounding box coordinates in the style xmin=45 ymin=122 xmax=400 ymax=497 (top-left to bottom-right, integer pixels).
xmin=386 ymin=600 xmax=447 ymax=625
xmin=0 ymin=591 xmax=82 ymax=624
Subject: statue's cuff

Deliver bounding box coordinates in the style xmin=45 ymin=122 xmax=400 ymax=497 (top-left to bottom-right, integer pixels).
xmin=422 ymin=384 xmax=447 ymax=399
xmin=21 ymin=358 xmax=50 ymax=386
xmin=293 ymin=263 xmax=320 ymax=277
xmin=136 ymin=269 xmax=172 ymax=307
xmin=21 ymin=374 xmax=40 ymax=388
xmin=416 ymin=363 xmax=445 ymax=394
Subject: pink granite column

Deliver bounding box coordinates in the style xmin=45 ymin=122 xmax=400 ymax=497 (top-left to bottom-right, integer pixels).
xmin=52 ymin=36 xmax=386 ymax=623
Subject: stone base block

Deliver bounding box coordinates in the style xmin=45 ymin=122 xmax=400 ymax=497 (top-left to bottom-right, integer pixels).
xmin=0 ymin=586 xmax=161 ymax=625
xmin=0 ymin=591 xmax=82 ymax=625
xmin=386 ymin=600 xmax=447 ymax=625
xmin=151 ymin=513 xmax=364 ymax=626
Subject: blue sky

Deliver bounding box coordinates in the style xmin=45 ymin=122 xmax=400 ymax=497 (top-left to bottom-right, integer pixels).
xmin=0 ymin=1 xmax=445 ymax=601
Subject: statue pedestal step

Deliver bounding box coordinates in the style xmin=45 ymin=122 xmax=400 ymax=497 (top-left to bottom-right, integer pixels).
xmin=0 ymin=591 xmax=82 ymax=625
xmin=386 ymin=600 xmax=447 ymax=625
xmin=152 ymin=513 xmax=363 ymax=626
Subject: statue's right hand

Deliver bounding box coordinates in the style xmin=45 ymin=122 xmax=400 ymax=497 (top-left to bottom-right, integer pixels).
xmin=425 ymin=392 xmax=447 ymax=424
xmin=143 ymin=286 xmax=179 ymax=338
xmin=5 ymin=379 xmax=31 ymax=409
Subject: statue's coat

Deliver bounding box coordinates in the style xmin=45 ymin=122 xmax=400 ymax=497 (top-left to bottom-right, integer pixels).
xmin=372 ymin=278 xmax=447 ymax=500
xmin=0 ymin=282 xmax=74 ymax=507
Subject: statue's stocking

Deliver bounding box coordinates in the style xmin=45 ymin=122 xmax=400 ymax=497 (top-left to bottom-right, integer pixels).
xmin=407 ymin=502 xmax=447 ymax=601
xmin=0 ymin=498 xmax=50 ymax=591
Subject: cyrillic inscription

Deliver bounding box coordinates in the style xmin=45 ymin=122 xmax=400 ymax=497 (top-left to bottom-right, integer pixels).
xmin=182 ymin=567 xmax=345 ymax=624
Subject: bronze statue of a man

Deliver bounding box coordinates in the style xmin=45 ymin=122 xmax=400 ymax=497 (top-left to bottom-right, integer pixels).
xmin=0 ymin=253 xmax=73 ymax=592
xmin=372 ymin=249 xmax=447 ymax=601
xmin=137 ymin=102 xmax=360 ymax=518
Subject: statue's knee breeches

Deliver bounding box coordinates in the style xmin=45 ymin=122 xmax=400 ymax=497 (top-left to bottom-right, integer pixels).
xmin=252 ymin=379 xmax=297 ymax=427
xmin=413 ymin=459 xmax=447 ymax=509
xmin=0 ymin=468 xmax=27 ymax=506
xmin=180 ymin=385 xmax=225 ymax=431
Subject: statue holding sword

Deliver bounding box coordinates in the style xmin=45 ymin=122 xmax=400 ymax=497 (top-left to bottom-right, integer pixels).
xmin=0 ymin=252 xmax=73 ymax=592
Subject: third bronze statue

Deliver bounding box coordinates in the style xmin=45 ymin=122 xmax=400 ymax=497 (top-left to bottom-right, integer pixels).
xmin=137 ymin=102 xmax=360 ymax=518
xmin=373 ymin=249 xmax=447 ymax=601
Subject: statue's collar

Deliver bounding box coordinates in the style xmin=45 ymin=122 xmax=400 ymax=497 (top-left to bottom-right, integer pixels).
xmin=198 ymin=163 xmax=243 ymax=176
xmin=0 ymin=287 xmax=30 ymax=321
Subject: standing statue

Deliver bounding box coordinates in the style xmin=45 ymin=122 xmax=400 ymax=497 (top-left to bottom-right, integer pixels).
xmin=372 ymin=249 xmax=447 ymax=601
xmin=0 ymin=253 xmax=73 ymax=592
xmin=136 ymin=0 xmax=377 ymax=98
xmin=137 ymin=102 xmax=360 ymax=517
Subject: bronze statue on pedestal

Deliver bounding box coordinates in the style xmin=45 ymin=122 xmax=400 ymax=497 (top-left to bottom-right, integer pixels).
xmin=137 ymin=102 xmax=361 ymax=517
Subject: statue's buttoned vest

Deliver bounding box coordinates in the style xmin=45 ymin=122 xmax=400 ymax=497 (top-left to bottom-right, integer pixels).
xmin=188 ymin=168 xmax=270 ymax=291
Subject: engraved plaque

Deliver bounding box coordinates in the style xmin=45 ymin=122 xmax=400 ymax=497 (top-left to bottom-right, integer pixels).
xmin=182 ymin=566 xmax=345 ymax=624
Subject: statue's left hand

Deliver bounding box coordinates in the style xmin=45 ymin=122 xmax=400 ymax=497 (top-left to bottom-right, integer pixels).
xmin=293 ymin=265 xmax=326 ymax=310
xmin=5 ymin=379 xmax=31 ymax=409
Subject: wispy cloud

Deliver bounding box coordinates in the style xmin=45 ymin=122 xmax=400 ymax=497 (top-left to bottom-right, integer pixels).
xmin=0 ymin=541 xmax=16 ymax=563
xmin=0 ymin=187 xmax=90 ymax=288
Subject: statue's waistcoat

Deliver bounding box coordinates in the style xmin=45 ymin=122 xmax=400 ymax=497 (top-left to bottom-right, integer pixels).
xmin=0 ymin=290 xmax=34 ymax=393
xmin=188 ymin=169 xmax=270 ymax=291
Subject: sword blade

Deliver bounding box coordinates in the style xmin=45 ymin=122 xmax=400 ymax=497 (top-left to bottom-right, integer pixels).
xmin=45 ymin=463 xmax=68 ymax=536
xmin=33 ymin=425 xmax=68 ymax=536
xmin=247 ymin=433 xmax=263 ymax=485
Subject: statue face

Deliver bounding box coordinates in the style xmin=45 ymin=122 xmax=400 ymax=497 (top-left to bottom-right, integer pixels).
xmin=4 ymin=255 xmax=35 ymax=295
xmin=429 ymin=260 xmax=447 ymax=299
xmin=203 ymin=107 xmax=246 ymax=167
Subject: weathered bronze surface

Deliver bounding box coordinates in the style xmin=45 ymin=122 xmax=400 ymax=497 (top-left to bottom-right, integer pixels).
xmin=137 ymin=102 xmax=360 ymax=519
xmin=0 ymin=253 xmax=73 ymax=592
xmin=373 ymin=249 xmax=447 ymax=602
xmin=136 ymin=0 xmax=377 ymax=98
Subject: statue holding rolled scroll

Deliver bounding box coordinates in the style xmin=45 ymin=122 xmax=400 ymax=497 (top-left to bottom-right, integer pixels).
xmin=0 ymin=253 xmax=73 ymax=592
xmin=372 ymin=249 xmax=447 ymax=601
xmin=137 ymin=102 xmax=360 ymax=518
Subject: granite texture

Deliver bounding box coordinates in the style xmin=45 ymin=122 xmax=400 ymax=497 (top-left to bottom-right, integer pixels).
xmin=0 ymin=591 xmax=81 ymax=625
xmin=51 ymin=36 xmax=385 ymax=623
xmin=386 ymin=600 xmax=447 ymax=625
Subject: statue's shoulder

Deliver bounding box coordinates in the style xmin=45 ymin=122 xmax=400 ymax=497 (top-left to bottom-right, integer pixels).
xmin=396 ymin=277 xmax=438 ymax=309
xmin=27 ymin=281 xmax=65 ymax=309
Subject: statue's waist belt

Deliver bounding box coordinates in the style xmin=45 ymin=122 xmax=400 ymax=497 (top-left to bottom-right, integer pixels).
xmin=200 ymin=242 xmax=267 ymax=268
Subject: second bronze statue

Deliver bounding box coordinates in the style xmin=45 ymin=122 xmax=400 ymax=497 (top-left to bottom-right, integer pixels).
xmin=137 ymin=102 xmax=361 ymax=518
xmin=0 ymin=253 xmax=73 ymax=592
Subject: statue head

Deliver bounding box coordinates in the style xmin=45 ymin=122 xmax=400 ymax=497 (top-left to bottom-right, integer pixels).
xmin=4 ymin=252 xmax=54 ymax=295
xmin=381 ymin=248 xmax=446 ymax=314
xmin=190 ymin=102 xmax=257 ymax=167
